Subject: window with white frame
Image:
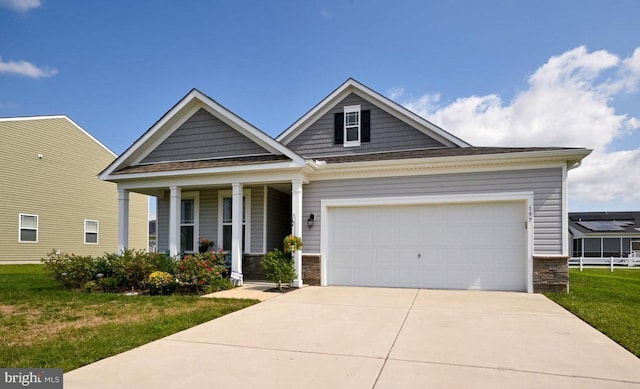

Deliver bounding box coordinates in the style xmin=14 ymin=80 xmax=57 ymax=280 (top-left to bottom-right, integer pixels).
xmin=19 ymin=214 xmax=38 ymax=243
xmin=181 ymin=199 xmax=196 ymax=252
xmin=218 ymin=189 xmax=251 ymax=253
xmin=343 ymin=105 xmax=361 ymax=147
xmin=84 ymin=220 xmax=99 ymax=244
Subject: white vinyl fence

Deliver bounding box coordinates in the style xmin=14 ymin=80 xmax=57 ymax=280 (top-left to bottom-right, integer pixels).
xmin=569 ymin=253 xmax=640 ymax=271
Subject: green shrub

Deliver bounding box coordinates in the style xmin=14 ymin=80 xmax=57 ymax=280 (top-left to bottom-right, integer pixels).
xmin=261 ymin=249 xmax=296 ymax=291
xmin=83 ymin=280 xmax=101 ymax=293
xmin=110 ymin=249 xmax=155 ymax=288
xmin=41 ymin=250 xmax=97 ymax=289
xmin=148 ymin=252 xmax=177 ymax=275
xmin=176 ymin=252 xmax=227 ymax=293
xmin=146 ymin=271 xmax=177 ymax=295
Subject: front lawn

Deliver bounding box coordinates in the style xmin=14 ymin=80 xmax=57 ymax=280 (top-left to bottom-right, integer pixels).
xmin=546 ymin=268 xmax=640 ymax=357
xmin=0 ymin=264 xmax=258 ymax=371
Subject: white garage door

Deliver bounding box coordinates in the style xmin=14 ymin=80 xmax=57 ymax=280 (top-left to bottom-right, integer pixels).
xmin=327 ymin=201 xmax=528 ymax=291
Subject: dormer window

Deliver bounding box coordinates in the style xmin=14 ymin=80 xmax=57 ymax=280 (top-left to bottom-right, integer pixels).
xmin=334 ymin=106 xmax=371 ymax=147
xmin=343 ymin=105 xmax=361 ymax=147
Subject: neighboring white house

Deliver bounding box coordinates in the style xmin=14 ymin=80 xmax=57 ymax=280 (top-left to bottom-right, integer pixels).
xmin=99 ymin=79 xmax=591 ymax=293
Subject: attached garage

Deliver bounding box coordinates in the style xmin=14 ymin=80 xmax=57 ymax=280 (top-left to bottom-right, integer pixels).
xmin=322 ymin=194 xmax=533 ymax=292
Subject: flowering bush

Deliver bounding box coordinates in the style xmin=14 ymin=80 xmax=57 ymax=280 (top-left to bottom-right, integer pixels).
xmin=107 ymin=249 xmax=156 ymax=288
xmin=283 ymin=235 xmax=303 ymax=253
xmin=146 ymin=271 xmax=177 ymax=295
xmin=176 ymin=251 xmax=227 ymax=293
xmin=42 ymin=250 xmax=97 ymax=289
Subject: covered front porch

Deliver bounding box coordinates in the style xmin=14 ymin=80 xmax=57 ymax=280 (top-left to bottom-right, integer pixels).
xmin=117 ymin=178 xmax=308 ymax=287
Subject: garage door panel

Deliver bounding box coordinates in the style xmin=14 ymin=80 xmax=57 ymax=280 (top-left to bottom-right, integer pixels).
xmin=327 ymin=201 xmax=528 ymax=291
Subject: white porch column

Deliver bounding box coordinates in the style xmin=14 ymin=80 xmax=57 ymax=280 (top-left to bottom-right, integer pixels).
xmin=291 ymin=179 xmax=304 ymax=287
xmin=169 ymin=186 xmax=181 ymax=257
xmin=117 ymin=188 xmax=129 ymax=252
xmin=231 ymin=183 xmax=244 ymax=284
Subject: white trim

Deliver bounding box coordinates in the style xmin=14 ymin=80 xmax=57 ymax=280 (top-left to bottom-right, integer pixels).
xmin=84 ymin=219 xmax=99 ymax=245
xmin=320 ymin=192 xmax=535 ymax=293
xmin=180 ymin=191 xmax=200 ymax=254
xmin=18 ymin=213 xmax=39 ymax=243
xmin=343 ymin=104 xmax=361 ymax=147
xmin=102 ymin=161 xmax=303 ymax=181
xmin=277 ymin=78 xmax=470 ymax=147
xmin=100 ymin=89 xmax=306 ymax=180
xmin=217 ymin=188 xmax=252 ymax=253
xmin=131 ymin=105 xmax=202 ymax=166
xmin=117 ymin=188 xmax=129 ymax=251
xmin=115 ymin=169 xmax=309 ymax=191
xmin=562 ymin=163 xmax=569 ymax=256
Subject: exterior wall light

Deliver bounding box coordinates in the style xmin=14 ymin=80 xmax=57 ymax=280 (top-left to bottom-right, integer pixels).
xmin=307 ymin=213 xmax=315 ymax=228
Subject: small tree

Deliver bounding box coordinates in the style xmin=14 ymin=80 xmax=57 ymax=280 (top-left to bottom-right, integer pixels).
xmin=261 ymin=249 xmax=296 ymax=291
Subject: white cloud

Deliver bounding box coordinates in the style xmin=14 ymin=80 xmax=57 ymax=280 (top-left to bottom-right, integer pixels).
xmin=0 ymin=56 xmax=58 ymax=78
xmin=394 ymin=46 xmax=640 ymax=206
xmin=0 ymin=0 xmax=41 ymax=13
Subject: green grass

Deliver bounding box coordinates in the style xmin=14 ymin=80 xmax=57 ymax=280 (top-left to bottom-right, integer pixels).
xmin=0 ymin=264 xmax=258 ymax=371
xmin=546 ymin=268 xmax=640 ymax=357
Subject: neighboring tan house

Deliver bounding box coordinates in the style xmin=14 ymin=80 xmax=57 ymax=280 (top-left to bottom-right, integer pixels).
xmin=99 ymin=79 xmax=591 ymax=293
xmin=0 ymin=116 xmax=148 ymax=263
xmin=569 ymin=211 xmax=640 ymax=258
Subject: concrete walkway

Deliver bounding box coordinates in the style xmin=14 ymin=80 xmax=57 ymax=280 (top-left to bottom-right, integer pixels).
xmin=65 ymin=287 xmax=640 ymax=388
xmin=202 ymin=281 xmax=282 ymax=301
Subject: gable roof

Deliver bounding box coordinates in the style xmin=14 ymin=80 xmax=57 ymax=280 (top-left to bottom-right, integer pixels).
xmin=0 ymin=115 xmax=116 ymax=157
xmin=99 ymin=89 xmax=306 ymax=180
xmin=276 ymin=78 xmax=471 ymax=148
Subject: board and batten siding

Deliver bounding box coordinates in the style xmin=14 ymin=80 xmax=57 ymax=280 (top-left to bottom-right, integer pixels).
xmin=141 ymin=108 xmax=269 ymax=164
xmin=286 ymin=93 xmax=446 ymax=157
xmin=302 ymin=168 xmax=563 ymax=254
xmin=0 ymin=117 xmax=148 ymax=262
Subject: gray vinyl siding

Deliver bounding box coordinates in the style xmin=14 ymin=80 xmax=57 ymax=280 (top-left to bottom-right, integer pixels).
xmin=156 ymin=197 xmax=169 ymax=253
xmin=141 ymin=108 xmax=269 ymax=163
xmin=157 ymin=186 xmax=264 ymax=254
xmin=199 ymin=189 xmax=217 ymax=247
xmin=157 ymin=197 xmax=169 ymax=253
xmin=249 ymin=186 xmax=264 ymax=253
xmin=286 ymin=93 xmax=447 ymax=157
xmin=302 ymin=168 xmax=563 ymax=254
xmin=266 ymin=187 xmax=291 ymax=252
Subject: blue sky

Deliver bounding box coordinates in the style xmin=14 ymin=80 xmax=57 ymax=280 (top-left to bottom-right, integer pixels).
xmin=1 ymin=0 xmax=639 ymax=215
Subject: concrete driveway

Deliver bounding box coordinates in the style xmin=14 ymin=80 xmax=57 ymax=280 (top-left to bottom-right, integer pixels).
xmin=65 ymin=287 xmax=640 ymax=388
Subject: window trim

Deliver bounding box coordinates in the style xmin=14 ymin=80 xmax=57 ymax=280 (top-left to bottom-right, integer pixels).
xmin=180 ymin=191 xmax=200 ymax=254
xmin=217 ymin=188 xmax=251 ymax=253
xmin=343 ymin=105 xmax=361 ymax=147
xmin=84 ymin=219 xmax=99 ymax=245
xmin=18 ymin=213 xmax=39 ymax=243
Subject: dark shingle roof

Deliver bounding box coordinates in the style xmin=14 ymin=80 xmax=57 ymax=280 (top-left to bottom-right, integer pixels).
xmin=317 ymin=147 xmax=584 ymax=164
xmin=569 ymin=212 xmax=640 ymax=235
xmin=113 ymin=154 xmax=291 ymax=175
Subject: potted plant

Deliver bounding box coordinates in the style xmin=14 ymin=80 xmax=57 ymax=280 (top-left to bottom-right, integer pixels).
xmin=283 ymin=235 xmax=303 ymax=253
xmin=198 ymin=237 xmax=213 ymax=253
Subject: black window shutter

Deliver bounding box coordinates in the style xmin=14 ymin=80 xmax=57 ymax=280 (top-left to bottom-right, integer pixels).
xmin=334 ymin=112 xmax=344 ymax=144
xmin=361 ymin=110 xmax=371 ymax=142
